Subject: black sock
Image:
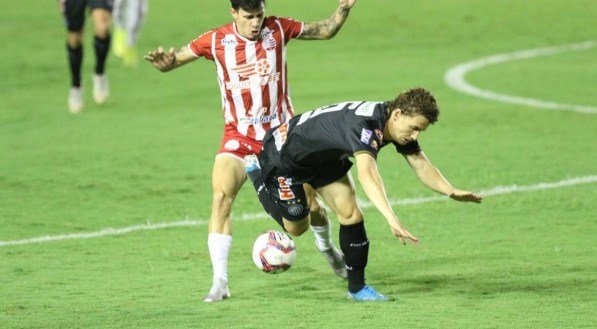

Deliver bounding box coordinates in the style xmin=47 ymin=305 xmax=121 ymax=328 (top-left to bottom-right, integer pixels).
xmin=250 ymin=170 xmax=285 ymax=230
xmin=340 ymin=221 xmax=369 ymax=293
xmin=67 ymin=43 xmax=83 ymax=88
xmin=94 ymin=35 xmax=111 ymax=75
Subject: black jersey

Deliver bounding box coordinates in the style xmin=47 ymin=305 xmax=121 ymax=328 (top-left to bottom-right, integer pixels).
xmin=260 ymin=101 xmax=421 ymax=182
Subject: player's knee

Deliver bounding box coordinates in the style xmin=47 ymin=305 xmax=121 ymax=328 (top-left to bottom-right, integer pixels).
xmin=284 ymin=218 xmax=309 ymax=237
xmin=212 ymin=190 xmax=234 ymax=211
xmin=336 ymin=206 xmax=363 ymax=226
xmin=94 ymin=26 xmax=110 ymax=39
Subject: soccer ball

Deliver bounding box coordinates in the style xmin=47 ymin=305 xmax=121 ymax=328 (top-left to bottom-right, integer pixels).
xmin=252 ymin=230 xmax=296 ymax=273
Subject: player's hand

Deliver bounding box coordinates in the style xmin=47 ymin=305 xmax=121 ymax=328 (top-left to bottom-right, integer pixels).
xmin=389 ymin=219 xmax=419 ymax=246
xmin=144 ymin=47 xmax=176 ymax=72
xmin=449 ymin=189 xmax=483 ymax=203
xmin=339 ymin=0 xmax=356 ymax=10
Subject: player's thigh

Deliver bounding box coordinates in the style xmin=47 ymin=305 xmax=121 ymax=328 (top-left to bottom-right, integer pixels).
xmin=316 ymin=173 xmax=363 ymax=225
xmin=63 ymin=0 xmax=87 ymax=32
xmin=212 ymin=155 xmax=247 ymax=198
xmin=90 ymin=0 xmax=112 ymax=36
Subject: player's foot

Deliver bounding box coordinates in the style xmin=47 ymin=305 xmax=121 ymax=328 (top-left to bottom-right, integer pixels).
xmin=112 ymin=28 xmax=126 ymax=58
xmin=320 ymin=246 xmax=348 ymax=279
xmin=122 ymin=46 xmax=138 ymax=67
xmin=244 ymin=154 xmax=262 ymax=183
xmin=347 ymin=285 xmax=389 ymax=302
xmin=92 ymin=74 xmax=109 ymax=105
xmin=203 ymin=278 xmax=230 ymax=303
xmin=68 ymin=87 xmax=84 ymax=114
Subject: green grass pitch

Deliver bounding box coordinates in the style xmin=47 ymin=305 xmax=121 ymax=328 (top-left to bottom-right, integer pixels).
xmin=1 ymin=0 xmax=595 ymax=328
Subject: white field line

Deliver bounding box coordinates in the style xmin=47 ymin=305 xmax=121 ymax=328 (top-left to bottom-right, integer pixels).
xmin=1 ymin=175 xmax=595 ymax=248
xmin=444 ymin=40 xmax=597 ymax=114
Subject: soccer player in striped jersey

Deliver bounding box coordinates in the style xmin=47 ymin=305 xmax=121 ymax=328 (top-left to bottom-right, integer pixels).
xmin=144 ymin=0 xmax=357 ymax=302
xmin=244 ymin=88 xmax=483 ymax=301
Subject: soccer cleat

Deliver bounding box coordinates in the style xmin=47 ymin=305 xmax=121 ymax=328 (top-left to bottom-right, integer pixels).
xmin=92 ymin=74 xmax=109 ymax=105
xmin=112 ymin=28 xmax=126 ymax=58
xmin=203 ymin=278 xmax=231 ymax=303
xmin=348 ymin=285 xmax=389 ymax=302
xmin=68 ymin=87 xmax=84 ymax=114
xmin=244 ymin=154 xmax=262 ymax=183
xmin=122 ymin=46 xmax=139 ymax=67
xmin=320 ymin=246 xmax=348 ymax=279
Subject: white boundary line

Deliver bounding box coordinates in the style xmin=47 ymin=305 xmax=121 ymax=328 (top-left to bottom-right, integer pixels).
xmin=1 ymin=175 xmax=595 ymax=248
xmin=444 ymin=40 xmax=597 ymax=114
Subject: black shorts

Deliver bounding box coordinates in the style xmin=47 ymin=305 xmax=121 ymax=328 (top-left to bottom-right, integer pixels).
xmin=263 ymin=158 xmax=353 ymax=222
xmin=63 ymin=0 xmax=113 ymax=31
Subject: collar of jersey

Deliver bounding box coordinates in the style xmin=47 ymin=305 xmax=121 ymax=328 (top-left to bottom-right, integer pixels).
xmin=232 ymin=22 xmax=259 ymax=43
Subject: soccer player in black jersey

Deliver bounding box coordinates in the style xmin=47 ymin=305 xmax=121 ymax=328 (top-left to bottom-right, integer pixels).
xmin=245 ymin=87 xmax=482 ymax=301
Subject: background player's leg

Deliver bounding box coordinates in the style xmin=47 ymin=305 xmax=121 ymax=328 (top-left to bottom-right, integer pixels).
xmin=317 ymin=174 xmax=387 ymax=300
xmin=305 ymin=184 xmax=347 ymax=279
xmin=63 ymin=0 xmax=86 ymax=113
xmin=90 ymin=8 xmax=111 ymax=104
xmin=121 ymin=0 xmax=148 ymax=66
xmin=111 ymin=0 xmax=126 ymax=57
xmin=204 ymin=154 xmax=246 ymax=302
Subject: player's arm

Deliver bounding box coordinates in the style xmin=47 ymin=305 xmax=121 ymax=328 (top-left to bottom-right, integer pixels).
xmin=355 ymin=152 xmax=419 ymax=245
xmin=144 ymin=46 xmax=197 ymax=72
xmin=404 ymin=151 xmax=483 ymax=203
xmin=297 ymin=0 xmax=356 ymax=40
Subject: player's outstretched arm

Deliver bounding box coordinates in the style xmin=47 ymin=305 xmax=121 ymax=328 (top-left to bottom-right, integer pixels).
xmin=297 ymin=0 xmax=356 ymax=40
xmin=355 ymin=152 xmax=419 ymax=245
xmin=404 ymin=151 xmax=483 ymax=203
xmin=144 ymin=46 xmax=197 ymax=72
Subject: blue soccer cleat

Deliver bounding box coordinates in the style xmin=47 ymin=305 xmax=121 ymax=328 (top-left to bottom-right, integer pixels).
xmin=347 ymin=285 xmax=389 ymax=302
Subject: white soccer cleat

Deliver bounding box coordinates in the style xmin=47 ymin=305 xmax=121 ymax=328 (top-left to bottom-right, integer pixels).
xmin=321 ymin=246 xmax=348 ymax=279
xmin=203 ymin=278 xmax=231 ymax=302
xmin=92 ymin=74 xmax=109 ymax=104
xmin=68 ymin=87 xmax=84 ymax=114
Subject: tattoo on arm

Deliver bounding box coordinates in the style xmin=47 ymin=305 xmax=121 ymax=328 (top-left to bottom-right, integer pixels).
xmin=298 ymin=6 xmax=351 ymax=40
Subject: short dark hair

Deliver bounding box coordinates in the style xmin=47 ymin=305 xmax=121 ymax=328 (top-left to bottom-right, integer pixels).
xmin=387 ymin=87 xmax=440 ymax=124
xmin=230 ymin=0 xmax=265 ymax=11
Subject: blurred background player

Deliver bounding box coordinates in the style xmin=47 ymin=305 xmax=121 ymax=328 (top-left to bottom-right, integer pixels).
xmin=59 ymin=0 xmax=112 ymax=114
xmin=144 ymin=0 xmax=357 ymax=302
xmin=112 ymin=0 xmax=148 ymax=67
xmin=245 ymin=88 xmax=483 ymax=301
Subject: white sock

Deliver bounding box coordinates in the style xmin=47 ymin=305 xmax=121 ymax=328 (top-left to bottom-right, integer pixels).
xmin=310 ymin=222 xmax=333 ymax=251
xmin=207 ymin=233 xmax=232 ymax=283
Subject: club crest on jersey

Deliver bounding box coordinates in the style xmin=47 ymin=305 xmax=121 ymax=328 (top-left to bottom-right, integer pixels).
xmin=277 ymin=177 xmax=295 ymax=200
xmin=360 ymin=128 xmax=373 ymax=144
xmin=261 ymin=30 xmax=277 ymax=51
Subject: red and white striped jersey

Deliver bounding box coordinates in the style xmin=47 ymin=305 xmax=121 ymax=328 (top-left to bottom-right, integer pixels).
xmin=188 ymin=16 xmax=304 ymax=141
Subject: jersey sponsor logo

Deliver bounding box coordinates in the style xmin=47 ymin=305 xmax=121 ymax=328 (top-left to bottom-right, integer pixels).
xmin=224 ymin=139 xmax=240 ymax=151
xmin=221 ymin=35 xmax=238 ymax=46
xmin=225 ymin=72 xmax=280 ymax=91
xmin=230 ymin=58 xmax=271 ymax=78
xmin=273 ymin=123 xmax=289 ymax=151
xmin=226 ymin=59 xmax=279 ymax=91
xmin=355 ymin=102 xmax=377 ymax=116
xmin=360 ymin=128 xmax=373 ymax=144
xmin=239 ymin=113 xmax=279 ymax=125
xmin=277 ymin=177 xmax=295 ymax=200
